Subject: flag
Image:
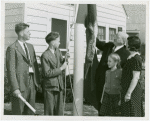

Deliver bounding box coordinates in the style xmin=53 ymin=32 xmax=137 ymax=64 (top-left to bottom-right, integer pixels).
xmin=84 ymin=4 xmax=98 ymax=77
xmin=76 ymin=4 xmax=99 ymax=110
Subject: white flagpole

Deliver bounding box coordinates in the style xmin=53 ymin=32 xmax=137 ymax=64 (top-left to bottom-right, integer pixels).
xmin=73 ymin=23 xmax=84 ymax=116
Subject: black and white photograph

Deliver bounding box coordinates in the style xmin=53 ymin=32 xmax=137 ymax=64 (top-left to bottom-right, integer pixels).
xmin=1 ymin=0 xmax=149 ymax=120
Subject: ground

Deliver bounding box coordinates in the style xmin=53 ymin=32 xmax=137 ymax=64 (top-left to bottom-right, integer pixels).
xmin=4 ymin=102 xmax=145 ymax=116
xmin=4 ymin=102 xmax=98 ymax=116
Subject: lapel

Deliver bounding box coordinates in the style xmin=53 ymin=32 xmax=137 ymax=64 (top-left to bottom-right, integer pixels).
xmin=115 ymin=46 xmax=125 ymax=54
xmin=15 ymin=40 xmax=28 ymax=60
xmin=109 ymin=43 xmax=115 ymax=53
xmin=46 ymin=48 xmax=57 ymax=68
xmin=55 ymin=49 xmax=60 ymax=68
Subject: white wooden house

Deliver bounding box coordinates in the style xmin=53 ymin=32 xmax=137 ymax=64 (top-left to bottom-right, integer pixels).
xmin=5 ymin=3 xmax=127 ymax=74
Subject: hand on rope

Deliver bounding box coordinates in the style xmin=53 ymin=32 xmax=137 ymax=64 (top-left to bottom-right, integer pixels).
xmin=63 ymin=49 xmax=79 ymax=116
xmin=63 ymin=3 xmax=80 ymax=116
xmin=65 ymin=50 xmax=70 ymax=64
xmin=60 ymin=62 xmax=67 ymax=71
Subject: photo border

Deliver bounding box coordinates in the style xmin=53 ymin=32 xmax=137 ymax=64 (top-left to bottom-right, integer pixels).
xmin=1 ymin=0 xmax=149 ymax=120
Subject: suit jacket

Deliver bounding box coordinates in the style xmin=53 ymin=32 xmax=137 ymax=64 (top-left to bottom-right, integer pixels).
xmin=41 ymin=48 xmax=64 ymax=91
xmin=6 ymin=40 xmax=40 ymax=92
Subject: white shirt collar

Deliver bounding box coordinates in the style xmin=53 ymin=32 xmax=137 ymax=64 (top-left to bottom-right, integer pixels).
xmin=18 ymin=40 xmax=29 ymax=54
xmin=127 ymin=52 xmax=140 ymax=60
xmin=18 ymin=40 xmax=25 ymax=46
xmin=113 ymin=45 xmax=124 ymax=52
xmin=49 ymin=47 xmax=55 ymax=54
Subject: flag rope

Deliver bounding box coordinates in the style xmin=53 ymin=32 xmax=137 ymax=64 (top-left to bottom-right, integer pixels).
xmin=63 ymin=4 xmax=79 ymax=116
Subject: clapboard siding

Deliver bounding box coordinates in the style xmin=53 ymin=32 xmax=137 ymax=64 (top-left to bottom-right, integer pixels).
xmin=97 ymin=4 xmax=126 ymax=27
xmin=5 ymin=3 xmax=24 ymax=9
xmin=5 ymin=30 xmax=18 ymax=37
xmin=97 ymin=17 xmax=125 ymax=27
xmin=97 ymin=12 xmax=125 ymax=22
xmin=26 ymin=4 xmax=74 ymax=16
xmin=5 ymin=3 xmax=25 ymax=59
xmin=26 ymin=16 xmax=47 ymax=25
xmin=5 ymin=15 xmax=24 ymax=23
xmin=5 ymin=8 xmax=24 ymax=16
xmin=27 ymin=38 xmax=47 ymax=46
xmin=25 ymin=3 xmax=74 ymax=74
xmin=97 ymin=7 xmax=125 ymax=17
xmin=33 ymin=45 xmax=47 ymax=53
xmin=5 ymin=37 xmax=17 ymax=45
xmin=96 ymin=4 xmax=126 ymax=60
xmin=30 ymin=31 xmax=47 ymax=38
xmin=5 ymin=23 xmax=19 ymax=30
xmin=41 ymin=3 xmax=74 ymax=10
xmin=5 ymin=3 xmax=126 ymax=75
xmin=97 ymin=4 xmax=124 ymax=13
xmin=26 ymin=8 xmax=48 ymax=18
xmin=27 ymin=23 xmax=47 ymax=31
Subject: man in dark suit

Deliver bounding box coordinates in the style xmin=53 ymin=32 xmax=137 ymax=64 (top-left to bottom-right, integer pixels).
xmin=41 ymin=32 xmax=69 ymax=115
xmin=95 ymin=32 xmax=130 ymax=115
xmin=6 ymin=23 xmax=41 ymax=115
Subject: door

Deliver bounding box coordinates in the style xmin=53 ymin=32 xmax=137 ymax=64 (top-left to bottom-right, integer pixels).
xmin=51 ymin=18 xmax=67 ymax=55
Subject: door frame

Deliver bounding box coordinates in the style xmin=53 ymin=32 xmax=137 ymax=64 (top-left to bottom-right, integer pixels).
xmin=47 ymin=13 xmax=71 ymax=53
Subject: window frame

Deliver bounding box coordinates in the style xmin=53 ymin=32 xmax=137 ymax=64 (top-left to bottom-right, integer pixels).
xmin=97 ymin=26 xmax=106 ymax=41
xmin=109 ymin=28 xmax=116 ymax=41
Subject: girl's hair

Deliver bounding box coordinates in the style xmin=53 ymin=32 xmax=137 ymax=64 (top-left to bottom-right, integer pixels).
xmin=108 ymin=53 xmax=121 ymax=69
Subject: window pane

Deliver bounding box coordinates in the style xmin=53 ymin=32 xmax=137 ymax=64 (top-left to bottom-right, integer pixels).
xmin=109 ymin=28 xmax=116 ymax=40
xmin=98 ymin=26 xmax=106 ymax=40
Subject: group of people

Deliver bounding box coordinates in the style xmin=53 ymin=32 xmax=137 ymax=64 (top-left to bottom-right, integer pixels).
xmin=6 ymin=22 xmax=144 ymax=117
xmin=6 ymin=23 xmax=69 ymax=115
xmin=95 ymin=32 xmax=144 ymax=117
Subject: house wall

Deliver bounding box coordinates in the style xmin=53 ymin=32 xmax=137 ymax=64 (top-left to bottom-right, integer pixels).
xmin=97 ymin=4 xmax=126 ymax=42
xmin=69 ymin=4 xmax=127 ymax=66
xmin=124 ymin=5 xmax=146 ymax=43
xmin=5 ymin=3 xmax=126 ymax=74
xmin=4 ymin=3 xmax=25 ymax=71
xmin=5 ymin=3 xmax=25 ymax=53
xmin=24 ymin=3 xmax=75 ymax=74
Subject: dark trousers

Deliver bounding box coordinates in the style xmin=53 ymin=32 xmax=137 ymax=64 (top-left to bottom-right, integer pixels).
xmin=11 ymin=73 xmax=36 ymax=115
xmin=44 ymin=90 xmax=63 ymax=115
xmin=100 ymin=92 xmax=120 ymax=116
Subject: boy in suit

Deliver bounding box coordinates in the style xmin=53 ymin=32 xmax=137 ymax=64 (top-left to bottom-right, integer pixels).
xmin=6 ymin=23 xmax=41 ymax=115
xmin=41 ymin=32 xmax=69 ymax=115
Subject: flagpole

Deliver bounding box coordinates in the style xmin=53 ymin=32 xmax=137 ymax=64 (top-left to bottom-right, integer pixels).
xmin=73 ymin=23 xmax=84 ymax=116
xmin=73 ymin=4 xmax=87 ymax=116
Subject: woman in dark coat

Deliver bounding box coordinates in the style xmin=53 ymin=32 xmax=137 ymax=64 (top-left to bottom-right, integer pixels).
xmin=121 ymin=36 xmax=144 ymax=117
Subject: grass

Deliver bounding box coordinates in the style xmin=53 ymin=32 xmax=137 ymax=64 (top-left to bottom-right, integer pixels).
xmin=4 ymin=102 xmax=98 ymax=116
xmin=4 ymin=102 xmax=145 ymax=116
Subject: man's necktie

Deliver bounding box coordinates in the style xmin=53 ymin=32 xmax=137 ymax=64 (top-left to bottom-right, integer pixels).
xmin=23 ymin=43 xmax=31 ymax=66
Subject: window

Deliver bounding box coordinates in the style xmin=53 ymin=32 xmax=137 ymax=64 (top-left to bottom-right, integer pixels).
xmin=109 ymin=28 xmax=116 ymax=41
xmin=97 ymin=26 xmax=106 ymax=40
